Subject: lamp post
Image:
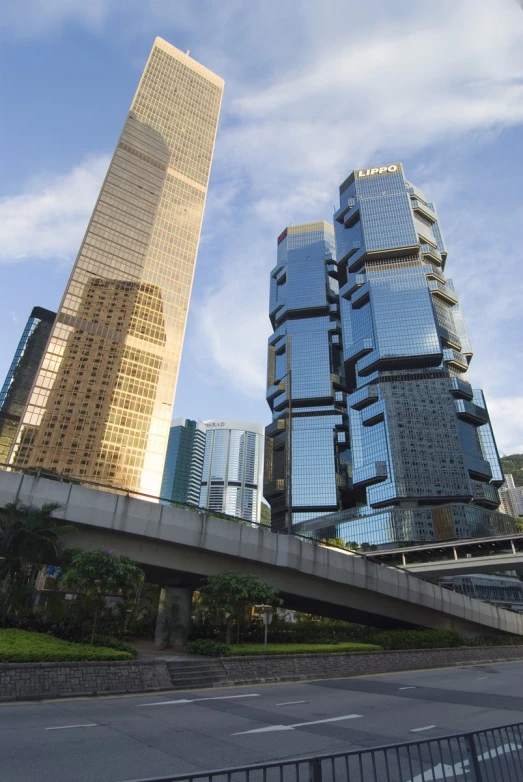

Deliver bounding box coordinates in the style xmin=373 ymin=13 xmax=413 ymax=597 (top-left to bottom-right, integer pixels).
xmin=254 ymin=604 xmax=273 ymax=651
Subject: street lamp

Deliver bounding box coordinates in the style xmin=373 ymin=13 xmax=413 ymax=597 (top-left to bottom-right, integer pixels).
xmin=254 ymin=604 xmax=273 ymax=651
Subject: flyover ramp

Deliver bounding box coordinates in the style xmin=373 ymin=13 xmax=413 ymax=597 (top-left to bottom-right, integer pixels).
xmin=404 ymin=554 xmax=523 ymax=579
xmin=1 ymin=470 xmax=522 ymax=637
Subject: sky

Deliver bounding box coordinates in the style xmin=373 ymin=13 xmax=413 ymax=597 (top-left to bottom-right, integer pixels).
xmin=0 ymin=0 xmax=523 ymax=456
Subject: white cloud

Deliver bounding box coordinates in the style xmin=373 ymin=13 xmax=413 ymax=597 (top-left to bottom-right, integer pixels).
xmin=0 ymin=0 xmax=114 ymax=38
xmin=189 ymin=0 xmax=523 ymax=410
xmin=487 ymin=397 xmax=523 ymax=456
xmin=2 ymin=0 xmax=523 ymax=454
xmin=0 ymin=155 xmax=109 ymax=263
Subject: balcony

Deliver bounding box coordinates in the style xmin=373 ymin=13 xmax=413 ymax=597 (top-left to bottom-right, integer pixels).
xmin=449 ymin=377 xmax=474 ymax=400
xmin=265 ymin=418 xmax=286 ymax=437
xmin=353 ymin=460 xmax=388 ymax=487
xmin=472 ymin=481 xmax=500 ymax=508
xmin=264 ymin=478 xmax=285 ymax=497
xmin=455 ymin=399 xmax=489 ymax=425
xmin=420 ymin=243 xmax=443 ymax=263
xmin=428 ymin=279 xmax=458 ymax=305
xmin=349 ymin=385 xmax=379 ymax=410
xmin=443 ymin=348 xmax=468 ymax=371
xmin=467 ymin=456 xmax=493 ymax=481
xmin=345 ymin=338 xmax=374 ymax=363
xmin=341 ymin=272 xmax=366 ymax=299
xmin=411 ymin=198 xmax=437 ymax=222
xmin=334 ymin=198 xmax=357 ymax=224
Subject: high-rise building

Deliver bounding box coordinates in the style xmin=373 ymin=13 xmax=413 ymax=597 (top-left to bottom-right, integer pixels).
xmin=160 ymin=418 xmax=206 ymax=505
xmin=499 ymin=474 xmax=523 ymax=518
xmin=8 ymin=38 xmax=223 ymax=496
xmin=298 ymin=163 xmax=515 ymax=545
xmin=200 ymin=420 xmax=264 ymax=523
xmin=264 ymin=222 xmax=349 ymax=532
xmin=0 ymin=307 xmax=55 ymax=465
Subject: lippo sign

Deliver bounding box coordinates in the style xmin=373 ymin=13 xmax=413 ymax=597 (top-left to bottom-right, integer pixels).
xmin=357 ymin=164 xmax=400 ymax=178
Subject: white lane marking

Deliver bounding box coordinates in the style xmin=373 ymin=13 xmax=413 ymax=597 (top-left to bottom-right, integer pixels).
xmin=233 ymin=714 xmax=362 ymax=735
xmin=138 ymin=694 xmax=260 ymax=707
xmin=399 ymin=686 xmax=416 ymax=690
xmin=276 ymin=701 xmax=308 ymax=706
xmin=46 ymin=723 xmax=98 ymax=731
xmin=477 ymin=676 xmax=488 ymax=680
xmin=410 ymin=724 xmax=436 ymax=733
xmin=406 ymin=743 xmax=523 ymax=781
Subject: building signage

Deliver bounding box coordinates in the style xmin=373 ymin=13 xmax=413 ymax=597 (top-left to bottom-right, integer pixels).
xmin=277 ymin=228 xmax=288 ymax=245
xmin=205 ymin=421 xmax=225 ymax=427
xmin=357 ymin=164 xmax=399 ymax=178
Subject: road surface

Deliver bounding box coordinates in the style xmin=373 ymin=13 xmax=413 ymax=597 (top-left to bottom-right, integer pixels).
xmin=2 ymin=661 xmax=523 ymax=781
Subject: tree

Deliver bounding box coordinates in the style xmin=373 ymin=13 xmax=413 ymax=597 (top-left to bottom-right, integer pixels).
xmin=61 ymin=549 xmax=144 ymax=643
xmin=0 ymin=500 xmax=73 ymax=581
xmin=320 ymin=537 xmax=346 ymax=549
xmin=260 ymin=504 xmax=271 ymax=527
xmin=200 ymin=571 xmax=280 ymax=644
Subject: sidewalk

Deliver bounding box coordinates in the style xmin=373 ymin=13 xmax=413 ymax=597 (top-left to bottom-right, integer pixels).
xmin=131 ymin=638 xmax=193 ymax=661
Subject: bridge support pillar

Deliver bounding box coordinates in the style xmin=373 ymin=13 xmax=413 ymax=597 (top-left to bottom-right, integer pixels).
xmin=154 ymin=586 xmax=193 ymax=649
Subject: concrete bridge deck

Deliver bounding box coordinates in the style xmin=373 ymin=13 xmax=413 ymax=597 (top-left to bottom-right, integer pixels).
xmin=1 ymin=470 xmax=522 ymax=637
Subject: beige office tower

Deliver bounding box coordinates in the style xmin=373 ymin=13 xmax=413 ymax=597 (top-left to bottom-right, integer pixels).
xmin=9 ymin=38 xmax=224 ymax=496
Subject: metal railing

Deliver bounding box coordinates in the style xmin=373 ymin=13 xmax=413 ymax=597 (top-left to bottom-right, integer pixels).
xmin=0 ymin=462 xmax=367 ymax=557
xmin=124 ymin=721 xmax=523 ymax=781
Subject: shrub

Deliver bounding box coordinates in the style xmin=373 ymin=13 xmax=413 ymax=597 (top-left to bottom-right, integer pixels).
xmin=372 ymin=630 xmax=462 ymax=650
xmin=91 ymin=635 xmax=137 ymax=657
xmin=464 ymin=634 xmax=523 ymax=647
xmin=228 ymin=642 xmax=382 ymax=656
xmin=187 ymin=639 xmax=230 ymax=657
xmin=0 ymin=629 xmax=133 ymax=662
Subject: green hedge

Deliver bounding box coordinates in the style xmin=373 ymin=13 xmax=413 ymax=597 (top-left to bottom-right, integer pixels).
xmin=227 ymin=642 xmax=382 ymax=656
xmin=0 ymin=629 xmax=134 ymax=662
xmin=372 ymin=630 xmax=462 ymax=650
xmin=91 ymin=635 xmax=137 ymax=657
xmin=187 ymin=639 xmax=230 ymax=657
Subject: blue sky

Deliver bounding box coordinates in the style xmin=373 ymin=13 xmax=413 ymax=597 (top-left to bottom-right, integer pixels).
xmin=0 ymin=0 xmax=522 ymax=454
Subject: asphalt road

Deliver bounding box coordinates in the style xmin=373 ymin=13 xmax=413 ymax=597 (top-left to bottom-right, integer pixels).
xmin=2 ymin=661 xmax=523 ymax=782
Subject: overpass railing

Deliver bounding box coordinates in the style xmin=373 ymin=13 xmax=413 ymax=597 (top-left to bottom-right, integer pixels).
xmin=123 ymin=720 xmax=523 ymax=782
xmin=0 ymin=462 xmax=362 ymax=554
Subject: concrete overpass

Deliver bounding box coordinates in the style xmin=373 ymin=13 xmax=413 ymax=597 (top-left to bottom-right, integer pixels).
xmin=1 ymin=470 xmax=523 ymax=639
xmin=363 ymin=534 xmax=523 ymax=579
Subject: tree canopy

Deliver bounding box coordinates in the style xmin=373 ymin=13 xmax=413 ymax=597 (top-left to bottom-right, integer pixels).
xmin=500 ymin=454 xmax=523 ymax=487
xmin=0 ymin=500 xmax=73 ymax=579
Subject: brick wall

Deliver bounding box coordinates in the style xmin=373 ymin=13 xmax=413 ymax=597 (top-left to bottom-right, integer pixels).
xmin=221 ymin=646 xmax=523 ymax=684
xmin=0 ymin=659 xmax=172 ymax=701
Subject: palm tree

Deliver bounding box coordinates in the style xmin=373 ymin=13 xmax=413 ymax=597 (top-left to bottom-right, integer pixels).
xmin=0 ymin=500 xmax=74 ymax=583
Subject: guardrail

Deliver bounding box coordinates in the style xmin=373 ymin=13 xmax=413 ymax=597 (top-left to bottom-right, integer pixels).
xmin=124 ymin=721 xmax=523 ymax=781
xmin=0 ymin=463 xmax=361 ymax=555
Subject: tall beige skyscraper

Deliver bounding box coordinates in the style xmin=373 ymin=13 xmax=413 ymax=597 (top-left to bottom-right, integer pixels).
xmin=9 ymin=38 xmax=224 ymax=496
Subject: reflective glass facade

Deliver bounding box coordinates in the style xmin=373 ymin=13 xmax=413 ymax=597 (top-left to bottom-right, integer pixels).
xmin=200 ymin=420 xmax=264 ymax=522
xmin=298 ymin=164 xmax=514 ymax=545
xmin=0 ymin=307 xmax=55 ymax=464
xmin=264 ymin=222 xmax=350 ymax=532
xmin=8 ymin=38 xmax=223 ymax=497
xmin=160 ymin=418 xmax=206 ymax=505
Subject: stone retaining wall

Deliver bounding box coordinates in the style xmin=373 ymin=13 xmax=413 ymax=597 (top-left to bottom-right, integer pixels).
xmin=3 ymin=647 xmax=523 ymax=701
xmin=0 ymin=659 xmax=171 ymax=701
xmin=221 ymin=646 xmax=523 ymax=684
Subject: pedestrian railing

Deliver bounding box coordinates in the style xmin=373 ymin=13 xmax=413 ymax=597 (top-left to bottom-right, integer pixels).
xmin=123 ymin=720 xmax=523 ymax=782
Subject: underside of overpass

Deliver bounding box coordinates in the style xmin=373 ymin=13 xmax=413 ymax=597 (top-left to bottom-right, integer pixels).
xmin=1 ymin=470 xmax=523 ymax=638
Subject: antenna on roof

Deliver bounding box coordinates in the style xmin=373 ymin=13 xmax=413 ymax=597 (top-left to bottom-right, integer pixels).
xmin=186 ymin=49 xmax=191 ymax=56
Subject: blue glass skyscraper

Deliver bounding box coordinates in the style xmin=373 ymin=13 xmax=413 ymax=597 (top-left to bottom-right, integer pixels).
xmin=264 ymin=222 xmax=350 ymax=532
xmin=300 ymin=163 xmax=515 ymax=545
xmin=0 ymin=307 xmax=55 ymax=465
xmin=160 ymin=418 xmax=206 ymax=506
